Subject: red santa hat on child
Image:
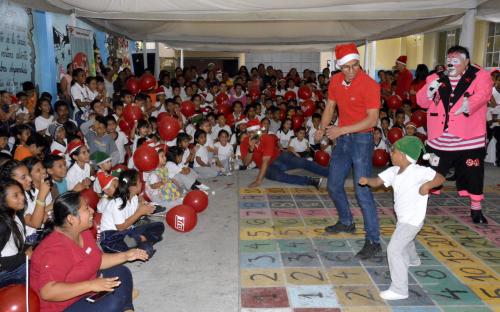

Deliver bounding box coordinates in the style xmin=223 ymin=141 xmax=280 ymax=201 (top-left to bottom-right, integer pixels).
xmin=156 ymin=87 xmax=165 ymax=96
xmin=246 ymin=119 xmax=261 ymax=132
xmin=97 ymin=172 xmax=117 ymax=191
xmin=396 ymin=55 xmax=407 ymax=65
xmin=66 ymin=139 xmax=84 ymax=155
xmin=335 ymin=43 xmax=360 ymax=69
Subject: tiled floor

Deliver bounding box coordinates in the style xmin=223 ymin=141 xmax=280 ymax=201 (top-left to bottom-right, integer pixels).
xmin=239 ymin=187 xmax=500 ymax=312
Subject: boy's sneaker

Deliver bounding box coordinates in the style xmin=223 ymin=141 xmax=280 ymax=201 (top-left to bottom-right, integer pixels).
xmin=324 ymin=221 xmax=356 ymax=234
xmin=379 ymin=289 xmax=408 ymax=301
xmin=355 ymin=240 xmax=382 ymax=260
xmin=310 ymin=177 xmax=323 ymax=190
xmin=471 ymin=209 xmax=488 ymax=224
xmin=152 ymin=205 xmax=167 ymax=215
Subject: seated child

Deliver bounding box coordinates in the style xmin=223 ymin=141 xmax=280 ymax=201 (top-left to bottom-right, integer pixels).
xmin=43 ymin=154 xmax=68 ymax=197
xmin=96 ymin=173 xmax=118 ymax=213
xmin=90 ymin=151 xmax=113 ymax=194
xmin=166 ymin=146 xmax=209 ymax=192
xmin=358 ymin=136 xmax=445 ymax=300
xmin=214 ymin=130 xmax=234 ymax=173
xmin=66 ymin=140 xmax=92 ymax=191
xmin=193 ymin=129 xmax=221 ymax=178
xmin=288 ymin=127 xmax=311 ymax=158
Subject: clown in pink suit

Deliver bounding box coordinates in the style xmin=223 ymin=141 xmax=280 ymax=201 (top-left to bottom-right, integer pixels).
xmin=417 ymin=45 xmax=493 ymax=224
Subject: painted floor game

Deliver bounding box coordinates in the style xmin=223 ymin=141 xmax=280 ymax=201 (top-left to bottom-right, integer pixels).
xmin=239 ymin=186 xmax=500 ymax=312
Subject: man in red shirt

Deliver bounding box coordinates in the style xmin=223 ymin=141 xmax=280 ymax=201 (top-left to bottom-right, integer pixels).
xmin=395 ymin=55 xmax=413 ymax=100
xmin=241 ymin=119 xmax=327 ymax=188
xmin=316 ymin=43 xmax=381 ymax=260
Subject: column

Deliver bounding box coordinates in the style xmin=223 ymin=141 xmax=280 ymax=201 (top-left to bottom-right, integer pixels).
xmin=180 ymin=49 xmax=184 ymax=69
xmin=143 ymin=40 xmax=148 ymax=70
xmin=459 ymin=8 xmax=477 ymax=57
xmin=154 ymin=42 xmax=160 ymax=78
xmin=370 ymin=41 xmax=377 ymax=79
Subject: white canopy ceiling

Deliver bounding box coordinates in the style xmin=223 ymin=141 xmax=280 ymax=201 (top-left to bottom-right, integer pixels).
xmin=13 ymin=0 xmax=500 ymax=51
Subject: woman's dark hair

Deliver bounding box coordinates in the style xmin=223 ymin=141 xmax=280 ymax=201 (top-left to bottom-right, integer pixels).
xmin=0 ymin=178 xmax=26 ymax=252
xmin=194 ymin=129 xmax=206 ymax=143
xmin=113 ymin=169 xmax=139 ymax=210
xmin=37 ymin=191 xmax=81 ymax=245
xmin=22 ymin=156 xmax=42 ymax=200
xmin=0 ymin=159 xmax=26 ymax=181
xmin=34 ymin=97 xmax=53 ymax=117
xmin=166 ymin=146 xmax=183 ymax=164
xmin=414 ymin=64 xmax=429 ymax=82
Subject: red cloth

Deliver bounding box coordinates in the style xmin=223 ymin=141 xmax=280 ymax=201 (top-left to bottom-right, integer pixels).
xmin=30 ymin=230 xmax=102 ymax=312
xmin=240 ymin=134 xmax=280 ymax=168
xmin=409 ymin=79 xmax=426 ymax=107
xmin=395 ymin=68 xmax=413 ymax=99
xmin=327 ymin=71 xmax=380 ymax=131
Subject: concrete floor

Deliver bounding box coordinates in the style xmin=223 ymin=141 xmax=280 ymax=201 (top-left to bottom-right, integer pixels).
xmin=129 ymin=163 xmax=500 ymax=312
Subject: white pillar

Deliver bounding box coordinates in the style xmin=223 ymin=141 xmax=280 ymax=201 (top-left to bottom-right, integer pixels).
xmin=142 ymin=40 xmax=148 ymax=70
xmin=370 ymin=41 xmax=377 ymax=79
xmin=363 ymin=39 xmax=369 ymax=72
xmin=69 ymin=12 xmax=77 ymax=27
xmin=459 ymin=8 xmax=476 ymax=57
xmin=180 ymin=49 xmax=184 ymax=69
xmin=154 ymin=42 xmax=160 ymax=78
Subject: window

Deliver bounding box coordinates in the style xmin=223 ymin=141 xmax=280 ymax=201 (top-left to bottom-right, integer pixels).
xmin=437 ymin=29 xmax=461 ymax=64
xmin=486 ymin=22 xmax=500 ymax=68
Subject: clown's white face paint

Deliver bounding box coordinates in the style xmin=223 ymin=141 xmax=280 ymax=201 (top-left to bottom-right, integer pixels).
xmin=446 ymin=52 xmax=468 ymax=77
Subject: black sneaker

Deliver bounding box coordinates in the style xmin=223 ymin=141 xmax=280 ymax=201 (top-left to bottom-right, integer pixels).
xmin=324 ymin=221 xmax=356 ymax=234
xmin=471 ymin=209 xmax=488 ymax=224
xmin=355 ymin=240 xmax=382 ymax=260
xmin=310 ymin=177 xmax=323 ymax=190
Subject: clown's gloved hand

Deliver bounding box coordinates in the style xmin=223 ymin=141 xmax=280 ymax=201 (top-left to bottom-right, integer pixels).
xmin=454 ymin=96 xmax=469 ymax=116
xmin=427 ymin=79 xmax=440 ymax=99
xmin=423 ymin=153 xmax=440 ymax=167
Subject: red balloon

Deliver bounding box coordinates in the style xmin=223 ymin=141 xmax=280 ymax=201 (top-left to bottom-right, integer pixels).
xmin=81 ymin=188 xmax=99 ymax=210
xmin=166 ymin=204 xmax=197 ymax=232
xmin=411 ymin=110 xmax=427 ymax=128
xmin=249 ymin=88 xmax=260 ymax=100
xmin=133 ymin=145 xmax=159 ymax=172
xmin=315 ymin=90 xmax=324 ymax=101
xmin=118 ymin=119 xmax=132 ymax=134
xmin=126 ymin=78 xmax=140 ymax=95
xmin=139 ymin=73 xmax=156 ymax=91
xmin=291 ymin=114 xmax=304 ymax=130
xmin=158 ymin=116 xmax=180 ymax=141
xmin=298 ymin=86 xmax=312 ymax=100
xmin=314 ymin=150 xmax=330 ymax=167
xmin=183 ymin=190 xmax=209 ymax=213
xmin=301 ymin=99 xmax=316 ymax=117
xmin=278 ymin=109 xmax=287 ymax=121
xmin=372 ymin=149 xmax=390 ymax=167
xmin=284 ymin=91 xmax=297 ymax=102
xmin=388 ymin=127 xmax=404 ymax=144
xmin=180 ymin=101 xmax=196 ymax=118
xmin=216 ymin=93 xmax=229 ymax=106
xmin=387 ymin=95 xmax=402 ymax=110
xmin=90 ymin=212 xmax=102 ymax=240
xmin=157 ymin=112 xmax=171 ymax=124
xmin=225 ymin=113 xmax=235 ymax=127
xmin=123 ymin=104 xmax=144 ymax=125
xmin=0 ymin=284 xmax=40 ymax=312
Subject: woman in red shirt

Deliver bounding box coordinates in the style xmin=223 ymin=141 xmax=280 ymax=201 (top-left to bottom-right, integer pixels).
xmin=30 ymin=191 xmax=148 ymax=312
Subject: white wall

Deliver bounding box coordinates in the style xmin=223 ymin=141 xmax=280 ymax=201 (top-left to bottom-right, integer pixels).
xmin=244 ymin=52 xmax=321 ymax=74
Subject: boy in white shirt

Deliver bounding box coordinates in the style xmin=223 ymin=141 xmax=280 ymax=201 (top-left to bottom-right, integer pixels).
xmin=359 ymin=136 xmax=445 ymax=301
xmin=288 ymin=127 xmax=310 ymax=158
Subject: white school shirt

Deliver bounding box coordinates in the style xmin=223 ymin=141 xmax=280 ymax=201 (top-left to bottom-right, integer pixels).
xmin=66 ymin=163 xmax=91 ymax=190
xmin=308 ymin=126 xmax=320 ymax=145
xmin=24 ymin=189 xmax=52 ymax=237
xmin=214 ymin=141 xmax=233 ymax=160
xmin=1 ymin=215 xmax=24 ymax=257
xmin=276 ymin=129 xmax=293 ymax=148
xmin=114 ymin=130 xmax=129 ymax=164
xmin=34 ymin=115 xmax=54 ymax=135
xmin=289 ymin=137 xmax=309 ymax=153
xmin=70 ymin=83 xmax=89 ymax=110
xmin=487 ymin=105 xmax=500 ymax=128
xmin=194 ymin=145 xmax=209 ymax=168
xmin=100 ymin=196 xmax=139 ymax=231
xmin=97 ymin=196 xmax=111 ymax=213
xmin=378 ymin=164 xmax=436 ymax=226
xmin=166 ymin=161 xmax=183 ymax=179
xmin=374 ymin=139 xmax=389 ymax=152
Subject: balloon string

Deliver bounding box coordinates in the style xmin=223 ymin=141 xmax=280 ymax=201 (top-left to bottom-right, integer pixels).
xmin=26 ymin=255 xmax=29 ymax=312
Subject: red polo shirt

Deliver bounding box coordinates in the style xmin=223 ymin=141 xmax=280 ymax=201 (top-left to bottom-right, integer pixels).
xmin=396 ymin=68 xmax=413 ymax=99
xmin=240 ymin=133 xmax=280 ymax=168
xmin=328 ymin=71 xmax=380 ymax=130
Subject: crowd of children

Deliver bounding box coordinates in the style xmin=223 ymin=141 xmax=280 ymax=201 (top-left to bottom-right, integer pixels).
xmin=0 ymin=58 xmax=498 ymax=309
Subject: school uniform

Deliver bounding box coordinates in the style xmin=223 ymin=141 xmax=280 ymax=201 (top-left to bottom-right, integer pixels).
xmin=214 ymin=141 xmax=234 ymax=171
xmin=194 ymin=144 xmax=219 ymax=178
xmin=66 ymin=163 xmax=91 ymax=191
xmin=289 ymin=137 xmax=310 ymax=158
xmin=276 ymin=129 xmax=293 ymax=149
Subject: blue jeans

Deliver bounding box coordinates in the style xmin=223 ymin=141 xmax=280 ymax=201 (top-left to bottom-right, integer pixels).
xmin=265 ymin=152 xmax=328 ymax=185
xmin=327 ymin=133 xmax=380 ymax=243
xmin=65 ymin=265 xmax=133 ymax=312
xmin=0 ymin=262 xmax=26 ymax=288
xmin=100 ymin=221 xmax=165 ymax=256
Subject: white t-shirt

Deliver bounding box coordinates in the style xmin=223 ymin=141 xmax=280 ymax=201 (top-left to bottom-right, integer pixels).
xmin=97 ymin=196 xmax=111 ymax=213
xmin=276 ymin=129 xmax=293 ymax=148
xmin=70 ymin=83 xmax=90 ymax=110
xmin=34 ymin=115 xmax=54 ymax=135
xmin=100 ymin=196 xmax=139 ymax=231
xmin=194 ymin=145 xmax=210 ymax=168
xmin=374 ymin=139 xmax=389 ymax=152
xmin=24 ymin=189 xmax=52 ymax=237
xmin=214 ymin=141 xmax=233 ymax=160
xmin=289 ymin=137 xmax=309 ymax=153
xmin=378 ymin=164 xmax=436 ymax=226
xmin=114 ymin=130 xmax=129 ymax=164
xmin=1 ymin=215 xmax=24 ymax=257
xmin=66 ymin=163 xmax=91 ymax=190
xmin=492 ymin=87 xmax=500 ymax=105
xmin=166 ymin=161 xmax=183 ymax=179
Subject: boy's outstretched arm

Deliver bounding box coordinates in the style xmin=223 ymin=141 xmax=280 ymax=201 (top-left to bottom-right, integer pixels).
xmin=359 ymin=176 xmax=384 ymax=188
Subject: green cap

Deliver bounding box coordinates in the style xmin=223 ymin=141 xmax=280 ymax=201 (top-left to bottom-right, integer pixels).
xmin=90 ymin=151 xmax=112 ymax=166
xmin=394 ymin=136 xmax=426 ymax=161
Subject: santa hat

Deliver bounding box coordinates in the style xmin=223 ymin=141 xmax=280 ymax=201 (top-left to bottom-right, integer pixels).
xmin=97 ymin=172 xmax=117 ymax=191
xmin=51 ymin=149 xmax=64 ymax=156
xmin=405 ymin=121 xmax=417 ymax=129
xmin=90 ymin=151 xmax=112 ymax=166
xmin=67 ymin=139 xmax=84 ymax=155
xmin=156 ymin=87 xmax=165 ymax=96
xmin=246 ymin=119 xmax=261 ymax=132
xmin=335 ymin=43 xmax=360 ymax=68
xmin=396 ymin=55 xmax=407 ymax=65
